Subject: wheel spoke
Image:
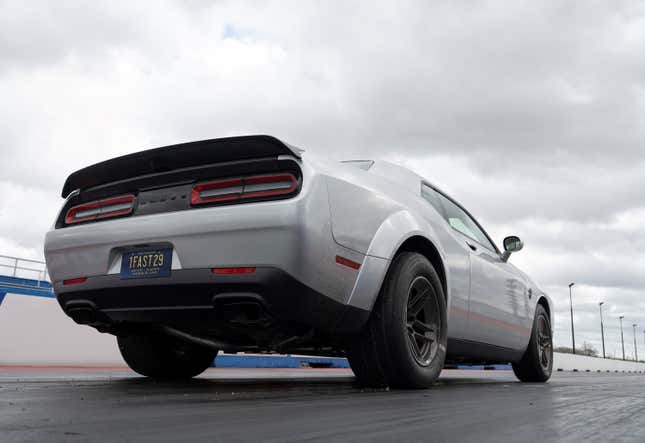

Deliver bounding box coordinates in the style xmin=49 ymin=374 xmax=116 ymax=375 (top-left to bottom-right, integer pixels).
xmin=408 ymin=288 xmax=430 ymax=316
xmin=412 ymin=319 xmax=435 ymax=334
xmin=541 ymin=349 xmax=549 ymax=367
xmin=413 ymin=331 xmax=432 ymax=345
xmin=406 ymin=322 xmax=416 ymax=338
xmin=407 ymin=331 xmax=421 ymax=356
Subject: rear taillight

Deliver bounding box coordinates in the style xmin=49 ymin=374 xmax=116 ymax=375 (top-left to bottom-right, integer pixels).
xmin=191 ymin=173 xmax=298 ymax=205
xmin=65 ymin=195 xmax=135 ymax=224
xmin=191 ymin=178 xmax=243 ymax=205
xmin=212 ymin=267 xmax=256 ymax=275
xmin=242 ymin=174 xmax=298 ymax=199
xmin=63 ymin=277 xmax=87 ymax=285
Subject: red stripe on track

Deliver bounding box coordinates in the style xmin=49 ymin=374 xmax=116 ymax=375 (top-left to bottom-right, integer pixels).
xmin=0 ymin=366 xmax=351 ymax=372
xmin=0 ymin=365 xmax=129 ymax=371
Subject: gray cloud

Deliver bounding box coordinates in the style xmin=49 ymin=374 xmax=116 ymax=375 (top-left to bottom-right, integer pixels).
xmin=0 ymin=1 xmax=145 ymax=71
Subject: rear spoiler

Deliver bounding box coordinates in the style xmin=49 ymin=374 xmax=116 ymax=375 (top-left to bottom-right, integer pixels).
xmin=61 ymin=135 xmax=303 ymax=198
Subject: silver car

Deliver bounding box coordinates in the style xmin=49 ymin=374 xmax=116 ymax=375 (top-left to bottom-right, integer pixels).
xmin=44 ymin=135 xmax=553 ymax=387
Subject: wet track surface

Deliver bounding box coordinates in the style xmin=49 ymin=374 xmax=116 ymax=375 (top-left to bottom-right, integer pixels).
xmin=1 ymin=367 xmax=645 ymax=442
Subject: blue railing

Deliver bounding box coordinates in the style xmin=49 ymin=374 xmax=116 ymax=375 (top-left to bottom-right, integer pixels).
xmin=0 ymin=254 xmax=50 ymax=282
xmin=0 ymin=255 xmax=54 ymax=305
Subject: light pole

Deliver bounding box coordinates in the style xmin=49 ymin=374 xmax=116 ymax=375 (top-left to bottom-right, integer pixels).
xmin=619 ymin=316 xmax=626 ymax=360
xmin=633 ymin=324 xmax=638 ymax=362
xmin=569 ymin=283 xmax=576 ymax=354
xmin=599 ymin=302 xmax=606 ymax=358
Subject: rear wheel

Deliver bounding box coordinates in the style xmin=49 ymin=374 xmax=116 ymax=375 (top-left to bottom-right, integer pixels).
xmin=348 ymin=252 xmax=447 ymax=388
xmin=117 ymin=333 xmax=217 ymax=379
xmin=512 ymin=304 xmax=553 ymax=382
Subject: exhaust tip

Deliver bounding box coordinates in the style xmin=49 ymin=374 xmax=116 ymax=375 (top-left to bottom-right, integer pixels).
xmin=65 ymin=301 xmax=97 ymax=325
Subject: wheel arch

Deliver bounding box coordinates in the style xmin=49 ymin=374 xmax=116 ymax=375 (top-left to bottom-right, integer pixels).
xmin=537 ymin=295 xmax=552 ymax=325
xmin=394 ymin=235 xmax=447 ymax=299
xmin=347 ymin=210 xmax=449 ymax=312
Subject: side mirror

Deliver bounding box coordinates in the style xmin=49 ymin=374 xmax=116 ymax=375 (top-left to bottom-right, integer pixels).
xmin=501 ymin=236 xmax=523 ymax=262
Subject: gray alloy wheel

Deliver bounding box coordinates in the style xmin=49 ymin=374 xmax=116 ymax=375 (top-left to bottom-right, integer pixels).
xmin=406 ymin=276 xmax=442 ymax=367
xmin=536 ymin=314 xmax=552 ymax=372
xmin=512 ymin=304 xmax=553 ymax=382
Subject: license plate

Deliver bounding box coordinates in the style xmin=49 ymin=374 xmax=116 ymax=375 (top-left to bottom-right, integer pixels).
xmin=120 ymin=247 xmax=172 ymax=280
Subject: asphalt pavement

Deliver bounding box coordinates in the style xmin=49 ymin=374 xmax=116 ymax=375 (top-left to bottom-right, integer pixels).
xmin=1 ymin=367 xmax=644 ymax=442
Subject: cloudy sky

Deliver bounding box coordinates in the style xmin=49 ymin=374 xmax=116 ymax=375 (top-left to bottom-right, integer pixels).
xmin=2 ymin=0 xmax=645 ymax=357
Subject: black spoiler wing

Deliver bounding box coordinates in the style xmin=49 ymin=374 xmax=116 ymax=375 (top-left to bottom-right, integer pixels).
xmin=61 ymin=135 xmax=303 ymax=198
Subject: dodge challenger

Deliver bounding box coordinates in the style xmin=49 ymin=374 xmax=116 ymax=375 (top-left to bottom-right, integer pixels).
xmin=44 ymin=135 xmax=553 ymax=388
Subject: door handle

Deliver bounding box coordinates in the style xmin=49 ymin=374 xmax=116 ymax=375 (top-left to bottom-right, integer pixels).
xmin=466 ymin=242 xmax=477 ymax=251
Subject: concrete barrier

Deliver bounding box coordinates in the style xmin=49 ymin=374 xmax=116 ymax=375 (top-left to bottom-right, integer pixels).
xmin=0 ymin=293 xmax=125 ymax=366
xmin=553 ymin=352 xmax=645 ymax=373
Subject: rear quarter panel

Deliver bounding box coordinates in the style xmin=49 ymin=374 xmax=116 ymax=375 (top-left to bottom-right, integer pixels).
xmin=322 ymin=162 xmax=471 ymax=341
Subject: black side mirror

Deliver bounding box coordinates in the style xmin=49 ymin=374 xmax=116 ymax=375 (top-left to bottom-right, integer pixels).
xmin=502 ymin=236 xmax=523 ymax=262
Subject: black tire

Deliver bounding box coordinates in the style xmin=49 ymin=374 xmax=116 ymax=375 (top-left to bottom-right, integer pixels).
xmin=348 ymin=252 xmax=448 ymax=389
xmin=117 ymin=334 xmax=217 ymax=379
xmin=512 ymin=304 xmax=553 ymax=382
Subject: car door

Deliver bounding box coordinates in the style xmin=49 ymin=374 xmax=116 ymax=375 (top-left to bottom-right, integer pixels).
xmin=435 ymin=192 xmax=532 ymax=351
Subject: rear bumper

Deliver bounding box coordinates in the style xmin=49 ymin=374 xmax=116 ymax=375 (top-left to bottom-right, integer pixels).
xmin=45 ymin=195 xmax=304 ymax=281
xmin=55 ymin=267 xmax=369 ymax=335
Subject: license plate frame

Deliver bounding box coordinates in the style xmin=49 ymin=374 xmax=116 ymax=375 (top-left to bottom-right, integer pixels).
xmin=120 ymin=247 xmax=172 ymax=280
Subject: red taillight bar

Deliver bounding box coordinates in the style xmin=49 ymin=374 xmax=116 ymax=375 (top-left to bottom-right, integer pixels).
xmin=241 ymin=174 xmax=298 ymax=199
xmin=191 ymin=178 xmax=244 ymax=205
xmin=65 ymin=195 xmax=135 ymax=224
xmin=63 ymin=277 xmax=87 ymax=285
xmin=212 ymin=267 xmax=256 ymax=275
xmin=191 ymin=173 xmax=298 ymax=206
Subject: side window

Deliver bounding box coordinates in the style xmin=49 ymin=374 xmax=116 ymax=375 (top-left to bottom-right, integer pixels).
xmin=436 ymin=193 xmax=496 ymax=252
xmin=421 ymin=184 xmax=443 ymax=215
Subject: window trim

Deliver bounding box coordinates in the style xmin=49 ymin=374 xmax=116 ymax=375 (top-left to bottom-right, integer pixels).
xmin=420 ymin=182 xmax=446 ymax=217
xmin=420 ymin=181 xmax=501 ymax=255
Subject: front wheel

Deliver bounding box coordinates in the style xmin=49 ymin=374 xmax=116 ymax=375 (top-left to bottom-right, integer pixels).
xmin=512 ymin=304 xmax=553 ymax=382
xmin=347 ymin=252 xmax=448 ymax=389
xmin=118 ymin=333 xmax=217 ymax=380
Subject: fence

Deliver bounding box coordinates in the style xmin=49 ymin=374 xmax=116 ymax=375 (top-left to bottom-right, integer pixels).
xmin=0 ymin=255 xmax=50 ymax=284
